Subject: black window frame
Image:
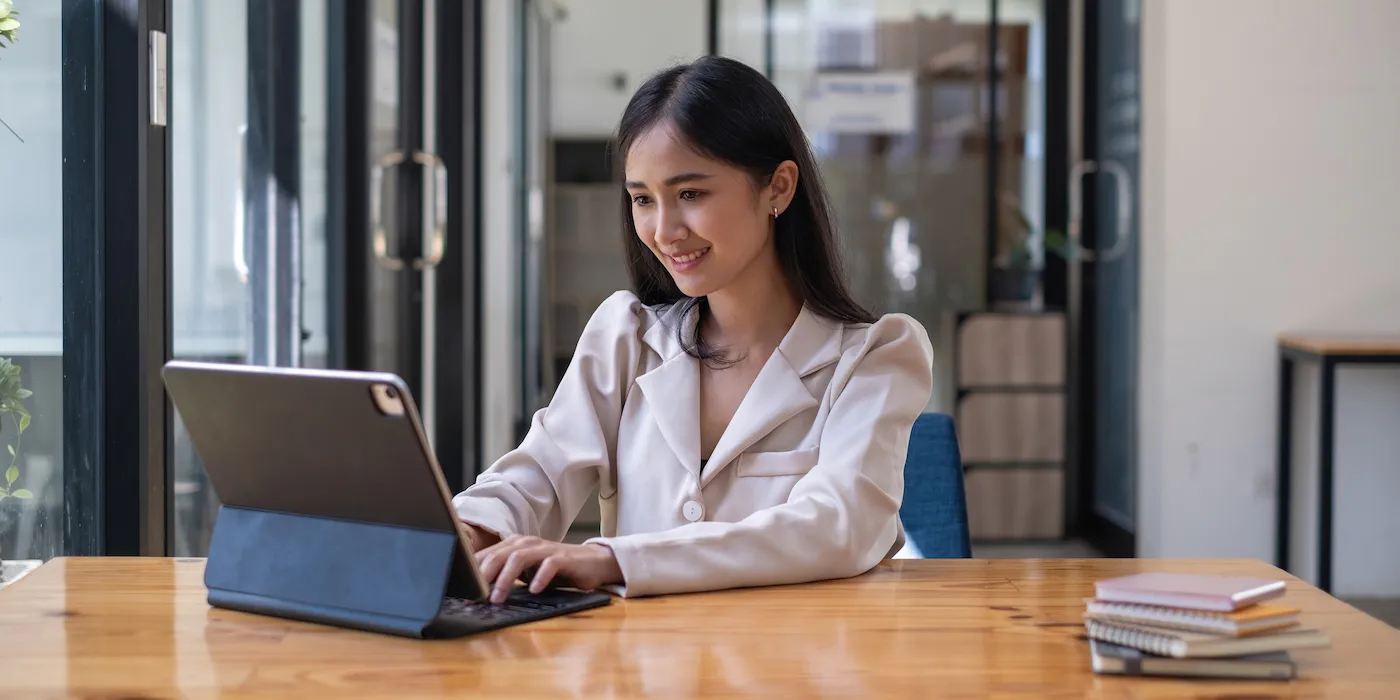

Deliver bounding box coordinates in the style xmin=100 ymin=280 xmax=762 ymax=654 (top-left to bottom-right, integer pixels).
xmin=62 ymin=0 xmax=172 ymax=556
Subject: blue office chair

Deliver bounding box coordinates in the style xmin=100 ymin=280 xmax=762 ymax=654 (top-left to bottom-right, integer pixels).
xmin=899 ymin=412 xmax=972 ymax=558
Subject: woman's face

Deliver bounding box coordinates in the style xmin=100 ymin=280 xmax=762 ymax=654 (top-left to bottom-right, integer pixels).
xmin=624 ymin=122 xmax=796 ymax=298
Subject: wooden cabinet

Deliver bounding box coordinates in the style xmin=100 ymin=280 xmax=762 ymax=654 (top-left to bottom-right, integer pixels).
xmin=955 ymin=312 xmax=1066 ymax=540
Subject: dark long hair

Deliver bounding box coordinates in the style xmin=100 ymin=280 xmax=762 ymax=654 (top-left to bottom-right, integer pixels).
xmin=615 ymin=55 xmax=875 ymax=364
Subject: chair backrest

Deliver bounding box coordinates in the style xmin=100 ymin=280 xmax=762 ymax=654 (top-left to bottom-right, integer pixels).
xmin=899 ymin=412 xmax=972 ymax=558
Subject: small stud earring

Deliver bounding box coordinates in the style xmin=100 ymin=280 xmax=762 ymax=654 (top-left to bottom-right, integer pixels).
xmin=772 ymin=206 xmax=779 ymax=218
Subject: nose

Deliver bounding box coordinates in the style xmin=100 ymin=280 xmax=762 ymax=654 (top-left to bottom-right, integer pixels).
xmin=652 ymin=202 xmax=688 ymax=248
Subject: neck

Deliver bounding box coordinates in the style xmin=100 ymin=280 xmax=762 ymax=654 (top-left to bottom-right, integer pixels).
xmin=704 ymin=256 xmax=801 ymax=354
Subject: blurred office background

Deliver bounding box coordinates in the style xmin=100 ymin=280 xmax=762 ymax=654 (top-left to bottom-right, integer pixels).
xmin=1 ymin=0 xmax=1396 ymax=622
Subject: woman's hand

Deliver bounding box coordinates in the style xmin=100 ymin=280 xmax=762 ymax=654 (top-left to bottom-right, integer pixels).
xmin=475 ymin=535 xmax=623 ymax=604
xmin=462 ymin=523 xmax=501 ymax=553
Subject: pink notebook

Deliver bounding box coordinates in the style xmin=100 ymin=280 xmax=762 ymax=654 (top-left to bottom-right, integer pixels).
xmin=1094 ymin=573 xmax=1286 ymax=612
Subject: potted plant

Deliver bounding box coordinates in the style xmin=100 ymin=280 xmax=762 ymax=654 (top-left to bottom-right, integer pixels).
xmin=990 ymin=192 xmax=1044 ymax=307
xmin=0 ymin=357 xmax=36 ymax=582
xmin=990 ymin=192 xmax=1076 ymax=309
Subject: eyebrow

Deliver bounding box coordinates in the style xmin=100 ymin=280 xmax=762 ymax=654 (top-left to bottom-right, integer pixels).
xmin=624 ymin=172 xmax=714 ymax=189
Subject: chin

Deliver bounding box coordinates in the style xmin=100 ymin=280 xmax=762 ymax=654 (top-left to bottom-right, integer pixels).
xmin=671 ymin=280 xmax=713 ymax=298
xmin=669 ymin=273 xmax=721 ymax=299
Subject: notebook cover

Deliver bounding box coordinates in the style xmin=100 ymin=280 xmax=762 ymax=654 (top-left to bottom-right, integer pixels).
xmin=1094 ymin=572 xmax=1286 ymax=611
xmin=1085 ymin=618 xmax=1330 ymax=659
xmin=1084 ymin=600 xmax=1300 ymax=636
xmin=1090 ymin=640 xmax=1296 ymax=680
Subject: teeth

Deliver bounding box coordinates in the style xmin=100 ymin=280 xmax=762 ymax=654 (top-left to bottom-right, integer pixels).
xmin=672 ymin=248 xmax=709 ymax=263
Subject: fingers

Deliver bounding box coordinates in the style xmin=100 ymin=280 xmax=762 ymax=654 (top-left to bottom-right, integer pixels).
xmin=530 ymin=556 xmax=563 ymax=594
xmin=491 ymin=544 xmax=553 ymax=604
xmin=476 ymin=534 xmax=530 ymax=586
xmin=471 ymin=536 xmax=619 ymax=602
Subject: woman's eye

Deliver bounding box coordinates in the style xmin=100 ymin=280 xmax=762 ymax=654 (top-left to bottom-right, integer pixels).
xmin=679 ymin=190 xmax=703 ymax=202
xmin=631 ymin=194 xmax=652 ymax=206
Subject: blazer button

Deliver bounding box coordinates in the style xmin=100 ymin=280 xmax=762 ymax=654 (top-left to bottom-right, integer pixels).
xmin=682 ymin=500 xmax=704 ymax=522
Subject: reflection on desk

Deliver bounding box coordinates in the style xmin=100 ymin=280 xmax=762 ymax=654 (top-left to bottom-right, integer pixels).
xmin=0 ymin=557 xmax=1398 ymax=698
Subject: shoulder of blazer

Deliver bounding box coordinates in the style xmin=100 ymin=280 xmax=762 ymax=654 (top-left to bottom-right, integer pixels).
xmin=579 ymin=290 xmax=668 ymax=395
xmin=580 ymin=290 xmax=656 ymax=347
xmin=828 ymin=312 xmax=935 ymax=393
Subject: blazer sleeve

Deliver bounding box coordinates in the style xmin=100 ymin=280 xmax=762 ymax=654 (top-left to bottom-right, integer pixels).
xmin=452 ymin=291 xmax=644 ymax=543
xmin=585 ymin=313 xmax=934 ymax=598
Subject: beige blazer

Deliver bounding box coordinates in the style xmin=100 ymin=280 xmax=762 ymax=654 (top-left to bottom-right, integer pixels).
xmin=452 ymin=291 xmax=934 ymax=597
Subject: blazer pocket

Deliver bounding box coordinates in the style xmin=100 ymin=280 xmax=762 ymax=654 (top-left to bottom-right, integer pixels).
xmin=737 ymin=448 xmax=820 ymax=478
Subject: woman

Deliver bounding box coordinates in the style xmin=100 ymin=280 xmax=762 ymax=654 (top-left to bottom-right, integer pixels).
xmin=454 ymin=56 xmax=933 ymax=603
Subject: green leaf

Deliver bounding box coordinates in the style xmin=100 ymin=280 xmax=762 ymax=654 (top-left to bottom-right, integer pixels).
xmin=0 ymin=487 xmax=8 ymax=499
xmin=0 ymin=19 xmax=17 ymax=32
xmin=6 ymin=444 xmax=13 ymax=457
xmin=5 ymin=464 xmax=16 ymax=486
xmin=19 ymin=412 xmax=30 ymax=432
xmin=11 ymin=489 xmax=33 ymax=499
xmin=16 ymin=388 xmax=32 ymax=399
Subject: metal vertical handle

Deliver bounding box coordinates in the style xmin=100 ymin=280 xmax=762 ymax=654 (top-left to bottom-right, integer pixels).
xmin=371 ymin=152 xmax=409 ymax=271
xmin=233 ymin=124 xmax=249 ymax=283
xmin=371 ymin=150 xmax=446 ymax=271
xmin=1068 ymin=159 xmax=1134 ymax=262
xmin=414 ymin=151 xmax=447 ymax=270
xmin=1098 ymin=159 xmax=1134 ymax=261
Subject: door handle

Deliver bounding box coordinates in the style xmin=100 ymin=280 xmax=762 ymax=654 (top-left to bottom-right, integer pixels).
xmin=370 ymin=150 xmax=447 ymax=271
xmin=233 ymin=124 xmax=249 ymax=283
xmin=371 ymin=151 xmax=409 ymax=271
xmin=418 ymin=151 xmax=447 ymax=270
xmin=1068 ymin=159 xmax=1134 ymax=263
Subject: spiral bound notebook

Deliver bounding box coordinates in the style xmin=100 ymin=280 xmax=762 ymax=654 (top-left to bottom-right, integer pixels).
xmin=1084 ymin=600 xmax=1301 ymax=637
xmin=1084 ymin=619 xmax=1331 ymax=659
xmin=1090 ymin=640 xmax=1297 ymax=680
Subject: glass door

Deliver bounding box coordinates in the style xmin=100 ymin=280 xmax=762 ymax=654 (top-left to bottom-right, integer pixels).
xmin=170 ymin=0 xmax=481 ymax=556
xmin=1070 ymin=0 xmax=1139 ymax=555
xmin=365 ymin=0 xmax=480 ymax=491
xmin=170 ymin=0 xmax=329 ymax=556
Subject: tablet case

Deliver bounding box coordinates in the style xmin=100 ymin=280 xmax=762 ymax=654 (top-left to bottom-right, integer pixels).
xmin=203 ymin=505 xmax=479 ymax=639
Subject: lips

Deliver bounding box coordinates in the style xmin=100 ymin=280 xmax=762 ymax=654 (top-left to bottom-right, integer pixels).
xmin=666 ymin=247 xmax=710 ymax=271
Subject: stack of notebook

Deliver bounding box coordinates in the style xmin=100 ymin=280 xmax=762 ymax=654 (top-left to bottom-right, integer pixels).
xmin=1083 ymin=572 xmax=1331 ymax=680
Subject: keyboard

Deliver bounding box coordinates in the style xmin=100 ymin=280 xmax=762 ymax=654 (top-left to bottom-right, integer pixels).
xmin=429 ymin=586 xmax=613 ymax=636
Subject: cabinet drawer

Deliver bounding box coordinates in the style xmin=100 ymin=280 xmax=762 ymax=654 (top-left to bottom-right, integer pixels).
xmin=964 ymin=468 xmax=1064 ymax=540
xmin=957 ymin=313 xmax=1065 ymax=387
xmin=957 ymin=393 xmax=1064 ymax=463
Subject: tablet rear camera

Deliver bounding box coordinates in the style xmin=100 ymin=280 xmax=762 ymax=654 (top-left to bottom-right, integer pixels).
xmin=370 ymin=383 xmax=405 ymax=416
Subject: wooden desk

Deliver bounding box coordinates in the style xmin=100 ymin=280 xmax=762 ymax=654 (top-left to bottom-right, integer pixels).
xmin=1276 ymin=334 xmax=1400 ymax=591
xmin=1 ymin=557 xmax=1398 ymax=698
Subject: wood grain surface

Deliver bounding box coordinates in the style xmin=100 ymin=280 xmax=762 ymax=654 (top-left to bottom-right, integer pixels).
xmin=0 ymin=557 xmax=1396 ymax=698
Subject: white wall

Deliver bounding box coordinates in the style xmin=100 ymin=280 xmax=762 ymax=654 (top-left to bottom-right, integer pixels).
xmin=548 ymin=0 xmax=708 ymax=138
xmin=1139 ymin=0 xmax=1400 ymax=595
xmin=481 ymin=0 xmax=523 ymax=465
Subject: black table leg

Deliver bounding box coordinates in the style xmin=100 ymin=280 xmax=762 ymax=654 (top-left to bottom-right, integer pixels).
xmin=1318 ymin=357 xmax=1336 ymax=593
xmin=1276 ymin=352 xmax=1294 ymax=571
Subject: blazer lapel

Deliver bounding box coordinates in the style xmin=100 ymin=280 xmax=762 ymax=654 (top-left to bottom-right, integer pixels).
xmin=637 ymin=303 xmax=703 ymax=479
xmin=699 ymin=306 xmax=845 ymax=487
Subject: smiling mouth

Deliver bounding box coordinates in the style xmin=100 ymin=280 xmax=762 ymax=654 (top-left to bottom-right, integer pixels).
xmin=668 ymin=247 xmax=710 ymax=265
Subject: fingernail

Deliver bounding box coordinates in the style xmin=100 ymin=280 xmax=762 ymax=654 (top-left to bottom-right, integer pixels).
xmin=529 ymin=581 xmax=542 ymax=594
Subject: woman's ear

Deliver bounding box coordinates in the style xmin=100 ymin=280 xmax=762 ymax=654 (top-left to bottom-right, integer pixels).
xmin=768 ymin=160 xmax=800 ymax=216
